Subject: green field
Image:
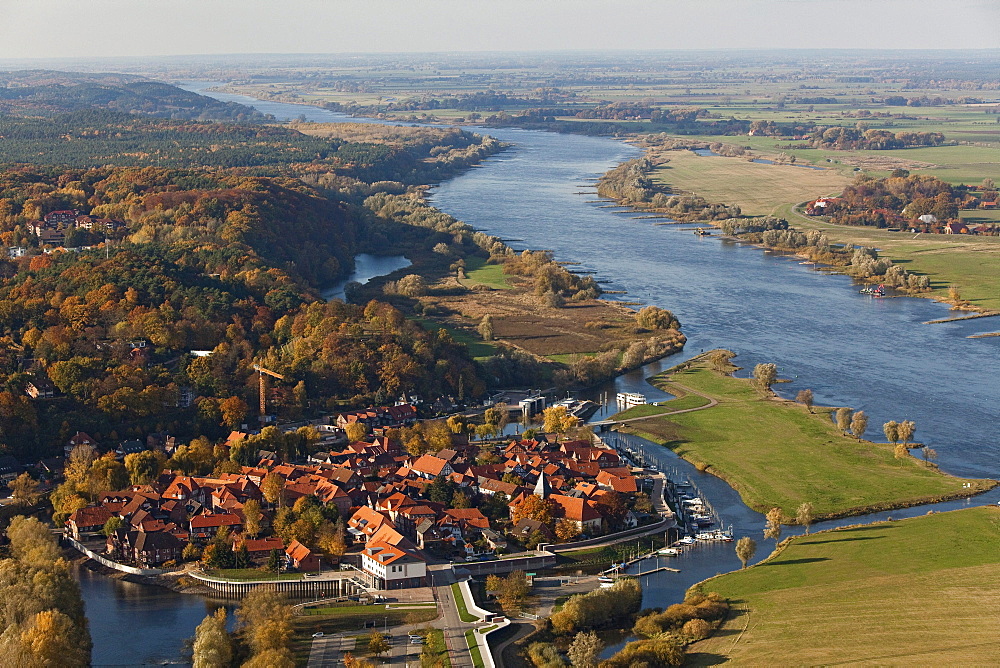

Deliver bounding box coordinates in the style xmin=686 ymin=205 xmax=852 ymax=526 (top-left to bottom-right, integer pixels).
xmin=690 ymin=507 xmax=1000 ymax=665
xmin=415 ymin=318 xmax=497 ymax=360
xmin=459 ymin=256 xmax=512 ymax=289
xmin=620 ymin=359 xmax=993 ymax=518
xmin=775 ymin=202 xmax=1000 ymax=310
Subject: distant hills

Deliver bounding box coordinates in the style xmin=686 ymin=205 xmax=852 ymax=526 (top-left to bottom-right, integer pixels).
xmin=0 ymin=70 xmax=266 ymax=121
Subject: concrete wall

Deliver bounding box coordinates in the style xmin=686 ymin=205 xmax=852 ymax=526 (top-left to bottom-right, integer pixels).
xmin=189 ymin=571 xmax=367 ymax=599
xmin=456 ymin=553 xmax=557 ymax=576
xmin=548 ymin=517 xmax=669 ymax=553
xmin=65 ymin=537 xmax=163 ymax=576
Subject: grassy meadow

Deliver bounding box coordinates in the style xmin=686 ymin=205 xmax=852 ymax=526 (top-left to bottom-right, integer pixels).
xmin=617 ymin=359 xmax=993 ymax=518
xmin=689 ymin=507 xmax=1000 ymax=666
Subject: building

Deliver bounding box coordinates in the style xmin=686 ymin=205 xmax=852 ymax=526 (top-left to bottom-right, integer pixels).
xmin=361 ymin=540 xmax=427 ymax=589
xmin=285 ymin=539 xmax=320 ymax=571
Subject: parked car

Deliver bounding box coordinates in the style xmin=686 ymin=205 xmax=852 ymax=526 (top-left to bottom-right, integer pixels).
xmin=312 ymin=632 xmax=324 ymax=638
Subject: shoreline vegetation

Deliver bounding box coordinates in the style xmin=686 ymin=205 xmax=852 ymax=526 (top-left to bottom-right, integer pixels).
xmin=687 ymin=506 xmax=1000 ymax=665
xmin=613 ymin=351 xmax=996 ymax=521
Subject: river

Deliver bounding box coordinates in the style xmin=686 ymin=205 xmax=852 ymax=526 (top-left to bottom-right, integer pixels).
xmin=76 ymin=82 xmax=996 ymax=664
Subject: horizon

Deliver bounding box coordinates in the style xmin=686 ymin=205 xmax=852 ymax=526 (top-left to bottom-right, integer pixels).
xmin=2 ymin=1 xmax=999 ymax=61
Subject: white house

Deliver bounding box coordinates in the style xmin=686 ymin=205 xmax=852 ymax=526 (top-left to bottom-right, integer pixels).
xmin=360 ymin=540 xmax=427 ymax=590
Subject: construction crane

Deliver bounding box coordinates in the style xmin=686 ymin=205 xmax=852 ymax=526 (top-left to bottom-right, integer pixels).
xmin=251 ymin=364 xmax=285 ymax=419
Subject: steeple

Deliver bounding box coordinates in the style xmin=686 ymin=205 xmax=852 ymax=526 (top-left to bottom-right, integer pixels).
xmin=533 ymin=470 xmax=551 ymax=499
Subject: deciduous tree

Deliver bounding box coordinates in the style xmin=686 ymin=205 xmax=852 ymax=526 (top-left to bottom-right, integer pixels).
xmin=124 ymin=450 xmax=159 ymax=485
xmin=368 ymin=631 xmax=391 ymax=657
xmin=192 ymin=607 xmax=232 ymax=668
xmin=567 ymin=630 xmax=603 ymax=668
xmin=753 ymin=363 xmax=777 ymax=393
xmin=512 ymin=495 xmax=555 ymax=527
xmin=261 ymin=472 xmax=285 ymax=507
xmin=898 ymin=420 xmax=916 ymax=446
xmin=242 ymin=498 xmax=262 ymax=538
xmin=9 ymin=472 xmax=40 ymax=506
xmin=735 ymin=536 xmax=756 ymax=569
xmin=763 ymin=507 xmax=783 ymax=543
xmin=883 ymin=420 xmax=900 ymax=444
xmin=850 ymin=410 xmax=868 ymax=440
xmin=344 ymin=421 xmax=368 ymax=443
xmin=796 ymin=389 xmax=814 ymax=413
xmin=478 ymin=314 xmax=494 ymax=341
xmin=796 ymin=502 xmax=814 ymax=534
xmin=835 ymin=407 xmax=853 ymax=434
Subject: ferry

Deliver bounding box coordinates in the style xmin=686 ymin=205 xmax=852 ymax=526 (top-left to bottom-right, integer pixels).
xmin=616 ymin=392 xmax=647 ymax=408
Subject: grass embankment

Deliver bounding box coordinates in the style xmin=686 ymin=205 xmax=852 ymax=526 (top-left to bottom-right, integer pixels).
xmin=201 ymin=568 xmax=303 ymax=581
xmin=452 ymin=583 xmax=479 ymax=622
xmin=616 ymin=356 xmax=994 ymax=519
xmin=466 ymin=629 xmax=486 ymax=668
xmin=459 ymin=256 xmax=513 ymax=290
xmin=777 ymin=201 xmax=1000 ymax=311
xmin=689 ymin=507 xmax=1000 ymax=666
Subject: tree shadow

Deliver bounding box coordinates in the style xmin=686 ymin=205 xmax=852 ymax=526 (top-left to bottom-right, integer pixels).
xmin=685 ymin=652 xmax=730 ymax=666
xmin=801 ymin=534 xmax=885 ymax=545
xmin=765 ymin=557 xmax=830 ymax=566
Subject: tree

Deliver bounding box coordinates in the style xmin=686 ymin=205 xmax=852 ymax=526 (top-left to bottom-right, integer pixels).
xmin=894 ymin=443 xmax=910 ymax=459
xmin=344 ymin=421 xmax=368 ymax=443
xmin=567 ymin=631 xmax=604 ymax=668
xmin=20 ymin=609 xmax=90 ymax=668
xmin=850 ymin=410 xmax=868 ymax=440
xmin=796 ymin=502 xmax=814 ymax=534
xmin=753 ymin=363 xmax=777 ymax=393
xmin=478 ymin=314 xmax=494 ymax=341
xmin=484 ymin=402 xmax=509 ymax=435
xmin=883 ymin=420 xmax=900 ymax=445
xmin=796 ymin=389 xmax=814 ymax=413
xmin=219 ymin=395 xmax=249 ymax=429
xmin=65 ymin=443 xmax=97 ymax=484
xmin=9 ymin=472 xmax=40 ymax=506
xmin=261 ymin=472 xmax=285 ymax=507
xmin=898 ymin=420 xmax=915 ymax=446
xmin=236 ymin=589 xmax=293 ymax=656
xmin=102 ymin=516 xmax=124 ymax=537
xmin=542 ymin=405 xmax=577 ymax=439
xmin=242 ymin=649 xmax=295 ymax=668
xmin=89 ymin=456 xmax=130 ymax=493
xmin=835 ymin=407 xmax=853 ymax=434
xmin=451 ymin=491 xmax=472 ymax=509
xmin=735 ymin=536 xmax=756 ymax=569
xmin=243 ymin=498 xmax=262 ymax=538
xmin=368 ymin=631 xmax=391 ymax=657
xmin=555 ymin=519 xmax=580 ymax=543
xmin=192 ymin=607 xmax=232 ymax=668
xmin=708 ymin=350 xmax=732 ymax=373
xmin=763 ymin=507 xmax=783 ymax=543
xmin=922 ymin=446 xmax=938 ymax=467
xmin=636 ymin=305 xmax=677 ymax=330
xmin=342 ymin=653 xmax=375 ymax=668
xmin=512 ymin=494 xmax=554 ymax=527
xmin=426 ymin=475 xmax=456 ymax=507
xmin=124 ymin=450 xmax=159 ymax=485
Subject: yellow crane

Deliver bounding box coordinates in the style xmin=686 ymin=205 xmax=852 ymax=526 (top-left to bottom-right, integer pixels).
xmin=251 ymin=364 xmax=285 ymax=418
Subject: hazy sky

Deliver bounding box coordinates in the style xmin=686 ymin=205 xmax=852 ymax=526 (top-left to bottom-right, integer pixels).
xmin=2 ymin=0 xmax=998 ymax=60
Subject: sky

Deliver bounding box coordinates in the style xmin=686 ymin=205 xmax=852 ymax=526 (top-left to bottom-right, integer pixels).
xmin=1 ymin=0 xmax=998 ymax=61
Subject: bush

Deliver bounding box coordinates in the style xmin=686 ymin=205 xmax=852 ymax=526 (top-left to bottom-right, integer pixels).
xmin=598 ymin=637 xmax=686 ymax=667
xmin=551 ymin=578 xmax=642 ymax=634
xmin=633 ymin=592 xmax=728 ymax=637
xmin=682 ymin=618 xmax=712 ymax=640
xmin=527 ymin=641 xmax=567 ymax=668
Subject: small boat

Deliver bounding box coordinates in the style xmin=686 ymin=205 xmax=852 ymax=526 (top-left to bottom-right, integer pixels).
xmin=713 ymin=530 xmax=734 ymax=542
xmin=696 ymin=532 xmax=717 ymax=541
xmin=694 ymin=227 xmax=711 ymax=236
xmin=657 ymin=547 xmax=681 ymax=556
xmin=598 ymin=576 xmax=615 ymax=584
xmin=675 ymin=536 xmax=695 ymax=545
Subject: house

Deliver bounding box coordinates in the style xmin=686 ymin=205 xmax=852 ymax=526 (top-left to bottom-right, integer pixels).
xmin=285 ymin=539 xmax=320 ymax=571
xmin=130 ymin=531 xmax=184 ymax=567
xmin=943 ymin=222 xmax=969 ymax=235
xmin=189 ymin=512 xmax=243 ymax=539
xmin=361 ymin=540 xmax=427 ymax=589
xmin=347 ymin=506 xmax=395 ymax=542
xmin=67 ymin=505 xmax=112 ymax=539
xmin=0 ymin=455 xmax=24 ymax=484
xmin=25 ymin=375 xmax=57 ymax=399
xmin=509 ymin=518 xmax=554 ymax=544
xmin=410 ymin=454 xmax=453 ymax=479
xmin=239 ymin=537 xmax=285 ymax=565
xmin=549 ymin=494 xmax=603 ymax=534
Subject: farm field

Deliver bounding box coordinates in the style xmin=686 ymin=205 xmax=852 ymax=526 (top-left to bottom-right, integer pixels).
xmin=650 ymin=150 xmax=850 ymax=216
xmin=617 ymin=357 xmax=993 ymax=518
xmin=689 ymin=507 xmax=1000 ymax=666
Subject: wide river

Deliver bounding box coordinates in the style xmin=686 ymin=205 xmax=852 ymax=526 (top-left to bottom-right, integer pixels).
xmin=80 ymin=83 xmax=997 ymax=665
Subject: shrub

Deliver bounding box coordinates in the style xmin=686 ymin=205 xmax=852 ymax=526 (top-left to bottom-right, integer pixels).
xmin=682 ymin=618 xmax=712 ymax=640
xmin=527 ymin=641 xmax=567 ymax=668
xmin=551 ymin=578 xmax=642 ymax=634
xmin=598 ymin=637 xmax=686 ymax=667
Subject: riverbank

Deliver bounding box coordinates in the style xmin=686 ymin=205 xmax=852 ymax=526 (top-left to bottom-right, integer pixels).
xmin=687 ymin=506 xmax=1000 ymax=665
xmin=613 ymin=353 xmax=996 ymax=521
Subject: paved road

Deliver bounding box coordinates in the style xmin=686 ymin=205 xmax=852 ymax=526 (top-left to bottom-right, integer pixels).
xmin=435 ymin=582 xmax=475 ymax=668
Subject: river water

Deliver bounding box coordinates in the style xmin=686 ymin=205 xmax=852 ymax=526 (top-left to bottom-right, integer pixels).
xmin=79 ymin=82 xmax=997 ymax=664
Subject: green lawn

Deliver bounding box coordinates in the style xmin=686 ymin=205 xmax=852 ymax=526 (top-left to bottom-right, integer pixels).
xmin=690 ymin=507 xmax=1000 ymax=665
xmin=418 ymin=628 xmax=452 ymax=667
xmin=623 ymin=358 xmax=993 ymax=518
xmin=452 ymin=583 xmax=478 ymax=622
xmin=201 ymin=568 xmax=303 ymax=581
xmin=460 ymin=256 xmax=512 ymax=289
xmin=466 ymin=629 xmax=485 ymax=668
xmin=415 ymin=318 xmax=497 ymax=360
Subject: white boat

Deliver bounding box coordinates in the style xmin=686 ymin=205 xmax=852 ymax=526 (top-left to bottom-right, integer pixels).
xmin=681 ymin=497 xmax=704 ymax=506
xmin=714 ymin=530 xmax=734 ymax=542
xmin=657 ymin=547 xmax=681 ymax=556
xmin=675 ymin=536 xmax=695 ymax=545
xmin=616 ymin=392 xmax=647 ymax=408
xmin=695 ymin=532 xmax=717 ymax=541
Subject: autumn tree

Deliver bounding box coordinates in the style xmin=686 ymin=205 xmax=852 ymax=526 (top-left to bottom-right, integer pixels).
xmin=796 ymin=502 xmax=814 ymax=534
xmin=368 ymin=631 xmax=391 ymax=658
xmin=763 ymin=507 xmax=783 ymax=543
xmin=922 ymin=446 xmax=938 ymax=467
xmin=192 ymin=608 xmax=232 ymax=668
xmin=483 ymin=402 xmax=509 ymax=435
xmin=753 ymin=363 xmax=777 ymax=393
xmin=883 ymin=420 xmax=900 ymax=445
xmin=344 ymin=421 xmax=368 ymax=443
xmin=708 ymin=350 xmax=733 ymax=373
xmin=261 ymin=472 xmax=285 ymax=507
xmin=478 ymin=314 xmax=495 ymax=341
xmin=219 ymin=395 xmax=249 ymax=429
xmin=835 ymin=407 xmax=853 ymax=434
xmin=9 ymin=472 xmax=40 ymax=506
xmin=512 ymin=494 xmax=555 ymax=527
xmin=555 ymin=519 xmax=580 ymax=543
xmin=542 ymin=405 xmax=577 ymax=439
xmin=567 ymin=630 xmax=604 ymax=668
xmin=124 ymin=450 xmax=159 ymax=485
xmin=898 ymin=420 xmax=916 ymax=446
xmin=735 ymin=536 xmax=756 ymax=569
xmin=243 ymin=498 xmax=262 ymax=538
xmin=236 ymin=588 xmax=293 ymax=657
xmin=796 ymin=389 xmax=814 ymax=413
xmin=20 ymin=609 xmax=90 ymax=668
xmin=850 ymin=410 xmax=868 ymax=440
xmin=636 ymin=305 xmax=678 ymax=330
xmin=894 ymin=443 xmax=910 ymax=459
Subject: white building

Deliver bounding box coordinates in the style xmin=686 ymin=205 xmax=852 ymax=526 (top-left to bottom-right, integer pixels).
xmin=361 ymin=540 xmax=427 ymax=590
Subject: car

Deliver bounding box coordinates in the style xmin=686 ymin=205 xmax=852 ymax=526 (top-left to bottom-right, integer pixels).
xmin=312 ymin=632 xmax=324 ymax=638
xmin=409 ymin=635 xmax=424 ymax=644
